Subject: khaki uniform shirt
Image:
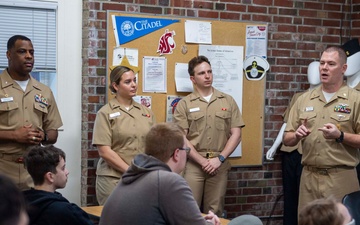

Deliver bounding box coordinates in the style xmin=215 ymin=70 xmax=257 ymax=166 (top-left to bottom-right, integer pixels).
xmin=354 ymin=82 xmax=360 ymax=91
xmin=173 ymin=88 xmax=245 ymax=153
xmin=92 ymin=98 xmax=156 ymax=178
xmin=0 ymin=69 xmax=63 ymax=155
xmin=281 ymin=92 xmax=304 ymax=154
xmin=285 ymin=84 xmax=360 ymax=167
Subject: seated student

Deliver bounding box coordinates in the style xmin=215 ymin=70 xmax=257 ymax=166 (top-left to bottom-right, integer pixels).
xmin=22 ymin=145 xmax=94 ymax=225
xmin=0 ymin=174 xmax=29 ymax=225
xmin=299 ymin=196 xmax=355 ymax=225
xmin=100 ymin=122 xmax=220 ymax=225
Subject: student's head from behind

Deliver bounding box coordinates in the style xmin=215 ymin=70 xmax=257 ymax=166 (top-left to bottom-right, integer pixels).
xmin=188 ymin=55 xmax=211 ymax=76
xmin=0 ymin=174 xmax=29 ymax=225
xmin=145 ymin=123 xmax=188 ymax=173
xmin=6 ymin=35 xmax=34 ymax=76
xmin=299 ymin=196 xmax=354 ymax=225
xmin=24 ymin=145 xmax=69 ymax=189
xmin=109 ymin=65 xmax=136 ymax=96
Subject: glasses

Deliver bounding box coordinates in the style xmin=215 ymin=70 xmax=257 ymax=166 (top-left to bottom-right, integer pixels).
xmin=171 ymin=147 xmax=191 ymax=157
xmin=179 ymin=147 xmax=191 ymax=154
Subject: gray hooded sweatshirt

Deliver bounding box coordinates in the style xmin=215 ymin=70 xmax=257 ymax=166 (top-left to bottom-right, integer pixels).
xmin=99 ymin=153 xmax=211 ymax=225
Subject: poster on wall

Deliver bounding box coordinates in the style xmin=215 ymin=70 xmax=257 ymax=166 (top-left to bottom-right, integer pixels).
xmin=142 ymin=56 xmax=167 ymax=93
xmin=112 ymin=47 xmax=138 ymax=68
xmin=133 ymin=95 xmax=152 ymax=108
xmin=174 ymin=62 xmax=193 ymax=92
xmin=166 ymin=95 xmax=183 ymax=122
xmin=245 ymin=25 xmax=268 ymax=59
xmin=184 ymin=20 xmax=212 ymax=44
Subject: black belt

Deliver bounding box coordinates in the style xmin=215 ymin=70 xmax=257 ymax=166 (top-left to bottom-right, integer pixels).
xmin=305 ymin=166 xmax=354 ymax=175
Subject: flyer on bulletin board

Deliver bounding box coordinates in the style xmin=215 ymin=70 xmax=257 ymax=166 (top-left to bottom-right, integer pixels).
xmin=245 ymin=25 xmax=268 ymax=59
xmin=166 ymin=95 xmax=183 ymax=122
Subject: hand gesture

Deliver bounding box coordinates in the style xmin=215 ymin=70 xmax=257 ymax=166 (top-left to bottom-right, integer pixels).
xmin=295 ymin=118 xmax=311 ymax=140
xmin=318 ymin=123 xmax=340 ymax=139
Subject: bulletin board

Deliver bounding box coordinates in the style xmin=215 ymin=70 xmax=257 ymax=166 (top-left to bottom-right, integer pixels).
xmin=106 ymin=12 xmax=266 ymax=166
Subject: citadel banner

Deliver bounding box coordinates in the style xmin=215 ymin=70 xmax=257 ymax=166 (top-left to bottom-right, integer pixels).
xmin=112 ymin=15 xmax=179 ymax=45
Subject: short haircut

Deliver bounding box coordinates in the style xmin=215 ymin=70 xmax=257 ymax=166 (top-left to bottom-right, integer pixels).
xmin=322 ymin=46 xmax=347 ymax=64
xmin=24 ymin=145 xmax=66 ymax=186
xmin=145 ymin=122 xmax=185 ymax=162
xmin=109 ymin=65 xmax=134 ymax=93
xmin=0 ymin=174 xmax=27 ymax=225
xmin=188 ymin=55 xmax=211 ymax=76
xmin=299 ymin=196 xmax=344 ymax=225
xmin=7 ymin=35 xmax=31 ymax=50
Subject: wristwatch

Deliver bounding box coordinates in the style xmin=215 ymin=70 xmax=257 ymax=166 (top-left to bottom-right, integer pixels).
xmin=42 ymin=130 xmax=49 ymax=142
xmin=335 ymin=131 xmax=344 ymax=143
xmin=218 ymin=155 xmax=226 ymax=163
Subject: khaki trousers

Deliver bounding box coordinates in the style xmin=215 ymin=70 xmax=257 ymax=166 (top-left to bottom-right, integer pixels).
xmin=183 ymin=159 xmax=231 ymax=217
xmin=0 ymin=158 xmax=33 ymax=190
xmin=298 ymin=166 xmax=359 ymax=213
xmin=96 ymin=175 xmax=120 ymax=205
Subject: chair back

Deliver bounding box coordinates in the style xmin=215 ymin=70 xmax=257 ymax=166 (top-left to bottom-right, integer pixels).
xmin=342 ymin=190 xmax=360 ymax=225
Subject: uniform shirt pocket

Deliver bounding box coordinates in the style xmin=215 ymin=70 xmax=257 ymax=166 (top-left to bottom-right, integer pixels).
xmin=0 ymin=102 xmax=19 ymax=126
xmin=188 ymin=111 xmax=205 ymax=133
xmin=34 ymin=102 xmax=49 ymax=114
xmin=299 ymin=112 xmax=317 ymax=131
xmin=215 ymin=111 xmax=231 ymax=131
xmin=330 ymin=113 xmax=350 ymax=131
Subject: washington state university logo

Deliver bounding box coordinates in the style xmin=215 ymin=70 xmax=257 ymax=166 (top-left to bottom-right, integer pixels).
xmin=157 ymin=29 xmax=176 ymax=55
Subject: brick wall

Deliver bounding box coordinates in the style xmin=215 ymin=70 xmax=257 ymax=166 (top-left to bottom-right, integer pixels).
xmin=82 ymin=0 xmax=356 ymax=223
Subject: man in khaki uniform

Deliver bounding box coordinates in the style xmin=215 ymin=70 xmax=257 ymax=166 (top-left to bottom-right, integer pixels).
xmin=173 ymin=55 xmax=245 ymax=216
xmin=0 ymin=35 xmax=63 ymax=190
xmin=266 ymin=61 xmax=321 ymax=225
xmin=284 ymin=46 xmax=360 ymax=212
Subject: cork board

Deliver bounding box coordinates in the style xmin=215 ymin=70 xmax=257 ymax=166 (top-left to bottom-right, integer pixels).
xmin=106 ymin=12 xmax=266 ymax=166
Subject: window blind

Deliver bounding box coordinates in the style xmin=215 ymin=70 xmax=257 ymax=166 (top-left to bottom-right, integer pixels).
xmin=0 ymin=3 xmax=56 ymax=71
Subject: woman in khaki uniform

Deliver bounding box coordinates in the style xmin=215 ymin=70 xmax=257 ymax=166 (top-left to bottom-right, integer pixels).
xmin=92 ymin=66 xmax=156 ymax=205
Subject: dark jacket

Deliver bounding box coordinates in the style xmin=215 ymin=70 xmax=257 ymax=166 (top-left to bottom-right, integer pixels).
xmin=23 ymin=189 xmax=94 ymax=225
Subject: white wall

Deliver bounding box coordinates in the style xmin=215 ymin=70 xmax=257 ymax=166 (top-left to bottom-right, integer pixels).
xmin=55 ymin=0 xmax=82 ymax=205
